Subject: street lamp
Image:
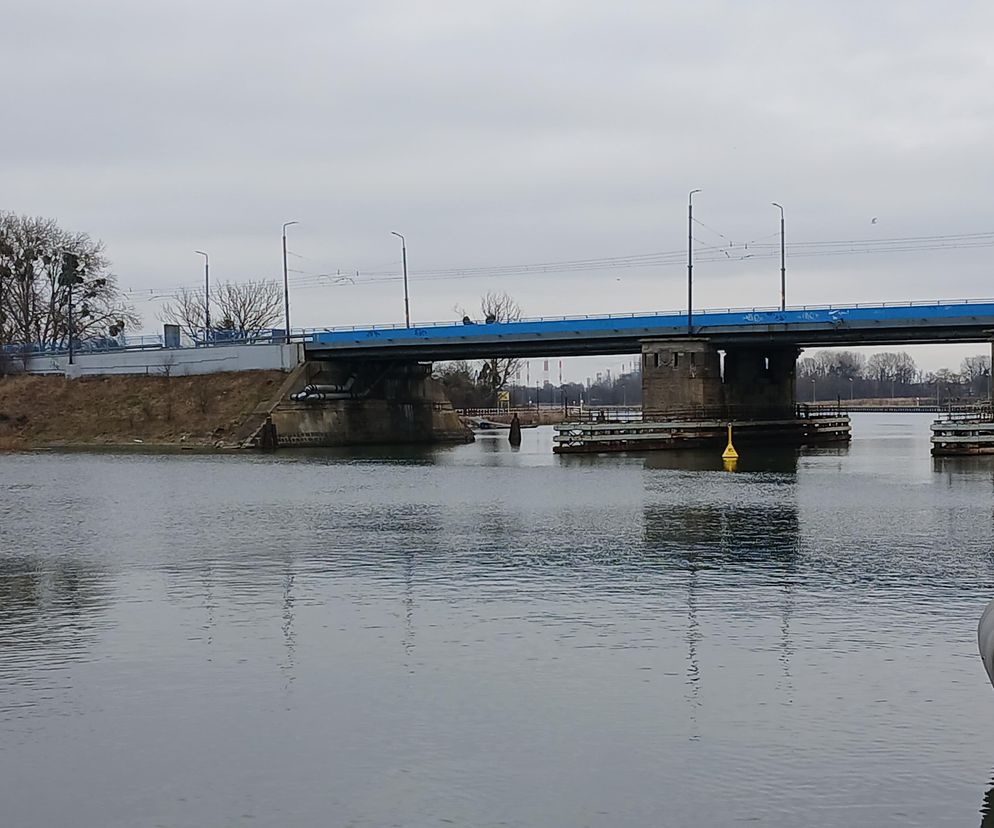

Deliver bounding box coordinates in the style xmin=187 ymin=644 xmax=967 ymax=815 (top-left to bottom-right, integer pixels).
xmin=771 ymin=202 xmax=786 ymax=311
xmin=391 ymin=232 xmax=410 ymax=328
xmin=687 ymin=189 xmax=701 ymax=334
xmin=282 ymin=222 xmax=298 ymax=344
xmin=195 ymin=250 xmax=210 ymax=344
xmin=849 ymin=376 xmax=854 ymax=401
xmin=59 ymin=249 xmax=83 ymax=365
xmin=811 ymin=377 xmax=816 ymax=403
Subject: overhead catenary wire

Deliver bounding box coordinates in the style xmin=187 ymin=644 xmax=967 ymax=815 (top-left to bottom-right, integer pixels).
xmin=124 ymin=230 xmax=994 ymax=302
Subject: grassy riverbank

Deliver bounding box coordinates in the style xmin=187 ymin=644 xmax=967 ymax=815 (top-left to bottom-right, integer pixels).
xmin=0 ymin=371 xmax=284 ymax=450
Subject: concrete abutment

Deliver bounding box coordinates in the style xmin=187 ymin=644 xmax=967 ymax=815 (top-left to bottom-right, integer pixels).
xmin=244 ymin=359 xmax=472 ymax=448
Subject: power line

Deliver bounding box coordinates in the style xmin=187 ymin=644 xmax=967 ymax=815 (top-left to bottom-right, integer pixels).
xmin=125 ymin=230 xmax=994 ymax=301
xmin=692 ymin=216 xmax=737 ymax=245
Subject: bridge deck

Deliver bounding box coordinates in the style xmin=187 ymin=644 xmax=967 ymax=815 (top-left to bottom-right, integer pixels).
xmin=304 ymin=300 xmax=994 ymax=360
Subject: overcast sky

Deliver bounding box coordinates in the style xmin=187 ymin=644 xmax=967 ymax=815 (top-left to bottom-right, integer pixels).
xmin=3 ymin=1 xmax=992 ymax=378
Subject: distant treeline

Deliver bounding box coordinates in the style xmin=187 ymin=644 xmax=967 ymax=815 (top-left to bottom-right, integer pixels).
xmin=440 ymin=349 xmax=992 ymax=409
xmin=797 ymin=350 xmax=990 ymax=402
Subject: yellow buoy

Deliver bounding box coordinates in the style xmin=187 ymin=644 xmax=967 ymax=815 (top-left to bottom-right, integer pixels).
xmin=721 ymin=424 xmax=739 ymax=460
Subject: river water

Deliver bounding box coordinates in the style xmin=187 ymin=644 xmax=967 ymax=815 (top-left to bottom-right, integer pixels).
xmin=1 ymin=414 xmax=993 ymax=827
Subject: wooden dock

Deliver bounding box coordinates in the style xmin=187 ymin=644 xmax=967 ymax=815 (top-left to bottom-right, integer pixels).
xmin=553 ymin=414 xmax=850 ymax=454
xmin=931 ymin=414 xmax=994 ymax=455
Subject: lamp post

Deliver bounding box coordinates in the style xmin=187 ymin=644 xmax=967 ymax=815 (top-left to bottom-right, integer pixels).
xmin=195 ymin=250 xmax=210 ymax=344
xmin=811 ymin=378 xmax=816 ymax=403
xmin=771 ymin=202 xmax=785 ymax=311
xmin=687 ymin=189 xmax=701 ymax=334
xmin=67 ymin=262 xmax=75 ymax=366
xmin=391 ymin=232 xmax=410 ymax=328
xmin=282 ymin=222 xmax=298 ymax=344
xmin=60 ymin=250 xmax=82 ymax=366
xmin=849 ymin=376 xmax=854 ymax=401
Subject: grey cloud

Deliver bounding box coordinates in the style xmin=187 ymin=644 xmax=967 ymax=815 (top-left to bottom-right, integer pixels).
xmin=2 ymin=0 xmax=993 ymax=378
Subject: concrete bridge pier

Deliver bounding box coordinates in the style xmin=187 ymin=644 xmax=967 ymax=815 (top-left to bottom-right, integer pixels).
xmin=641 ymin=338 xmax=723 ymax=418
xmin=242 ymin=359 xmax=472 ymax=448
xmin=641 ymin=338 xmax=800 ymax=419
xmin=721 ymin=344 xmax=800 ymax=418
xmin=562 ymin=337 xmax=850 ymax=453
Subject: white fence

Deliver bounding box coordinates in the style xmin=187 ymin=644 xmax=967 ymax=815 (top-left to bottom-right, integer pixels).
xmin=21 ymin=343 xmax=303 ymax=378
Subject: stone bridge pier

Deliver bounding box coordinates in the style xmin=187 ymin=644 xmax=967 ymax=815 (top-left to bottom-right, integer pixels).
xmin=721 ymin=344 xmax=800 ymax=417
xmin=556 ymin=339 xmax=846 ymax=452
xmin=640 ymin=338 xmax=800 ymax=419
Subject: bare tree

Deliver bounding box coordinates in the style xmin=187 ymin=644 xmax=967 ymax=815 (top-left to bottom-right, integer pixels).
xmin=159 ymin=280 xmax=282 ymax=343
xmin=158 ymin=287 xmax=209 ymax=343
xmin=961 ymin=354 xmax=991 ymax=382
xmin=891 ymin=352 xmax=918 ymax=385
xmin=475 ymin=291 xmax=523 ymax=395
xmin=435 ymin=360 xmax=493 ymax=409
xmin=865 ymin=352 xmax=919 ymax=395
xmin=213 ymin=280 xmax=282 ymax=336
xmin=961 ymin=354 xmax=992 ymax=397
xmin=0 ymin=212 xmax=139 ymax=361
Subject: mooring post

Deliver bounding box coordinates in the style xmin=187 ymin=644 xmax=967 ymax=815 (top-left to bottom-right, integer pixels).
xmin=508 ymin=412 xmax=522 ymax=446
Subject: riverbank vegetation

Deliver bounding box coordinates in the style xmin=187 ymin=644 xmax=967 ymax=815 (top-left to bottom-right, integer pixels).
xmin=0 ymin=371 xmax=283 ymax=450
xmin=0 ymin=213 xmax=139 ymax=370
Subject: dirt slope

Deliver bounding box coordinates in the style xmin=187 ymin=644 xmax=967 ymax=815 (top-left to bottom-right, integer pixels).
xmin=0 ymin=371 xmax=284 ymax=449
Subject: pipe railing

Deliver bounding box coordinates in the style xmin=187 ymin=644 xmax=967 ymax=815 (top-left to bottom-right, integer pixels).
xmin=301 ymin=297 xmax=994 ymax=334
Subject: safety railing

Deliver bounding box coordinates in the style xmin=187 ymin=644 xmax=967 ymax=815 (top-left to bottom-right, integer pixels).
xmin=4 ymin=329 xmax=301 ymax=357
xmin=933 ymin=403 xmax=994 ymax=422
xmin=300 ymin=298 xmax=994 ymax=334
xmin=568 ymin=403 xmax=856 ymax=423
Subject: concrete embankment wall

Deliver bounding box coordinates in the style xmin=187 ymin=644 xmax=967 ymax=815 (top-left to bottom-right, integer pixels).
xmin=21 ymin=343 xmax=303 ymax=378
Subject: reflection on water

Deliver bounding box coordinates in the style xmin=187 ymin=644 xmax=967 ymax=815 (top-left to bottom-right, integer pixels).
xmin=0 ymin=555 xmax=110 ymax=673
xmin=1 ymin=415 xmax=993 ymax=827
xmin=643 ymin=445 xmax=805 ymax=473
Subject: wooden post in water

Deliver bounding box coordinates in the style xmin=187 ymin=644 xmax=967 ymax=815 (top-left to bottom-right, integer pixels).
xmin=508 ymin=413 xmax=522 ymax=446
xmin=259 ymin=416 xmax=278 ymax=452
